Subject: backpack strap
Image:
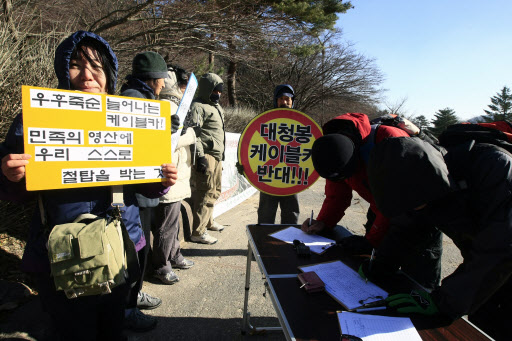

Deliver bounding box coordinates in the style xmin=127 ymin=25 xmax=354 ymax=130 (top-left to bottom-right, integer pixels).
xmin=360 ymin=124 xmax=379 ymax=164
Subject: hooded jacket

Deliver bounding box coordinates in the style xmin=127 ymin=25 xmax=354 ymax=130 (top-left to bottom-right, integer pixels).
xmin=315 ymin=113 xmax=408 ymax=246
xmin=159 ymin=69 xmax=183 ymax=106
xmin=186 ymin=73 xmax=225 ymax=161
xmin=0 ymin=31 xmax=168 ymax=272
xmin=368 ymin=137 xmax=512 ymax=319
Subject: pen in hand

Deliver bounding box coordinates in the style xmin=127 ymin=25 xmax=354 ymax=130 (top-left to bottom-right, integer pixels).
xmin=366 ymin=248 xmax=375 ymax=284
xmin=308 ymin=210 xmax=313 ymax=233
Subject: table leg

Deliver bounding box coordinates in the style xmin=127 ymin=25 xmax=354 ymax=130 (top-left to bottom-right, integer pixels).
xmin=241 ymin=241 xmax=252 ymax=334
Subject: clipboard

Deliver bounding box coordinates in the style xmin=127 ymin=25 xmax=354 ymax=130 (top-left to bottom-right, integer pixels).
xmin=298 ymin=260 xmax=388 ymax=311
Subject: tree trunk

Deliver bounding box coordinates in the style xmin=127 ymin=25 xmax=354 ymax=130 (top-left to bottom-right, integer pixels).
xmin=2 ymin=0 xmax=18 ymax=41
xmin=208 ymin=33 xmax=216 ymax=70
xmin=227 ymin=59 xmax=237 ymax=107
xmin=208 ymin=52 xmax=215 ymax=70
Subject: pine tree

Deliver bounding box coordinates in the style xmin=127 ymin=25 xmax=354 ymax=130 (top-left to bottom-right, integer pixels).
xmin=411 ymin=115 xmax=430 ymax=131
xmin=430 ymin=108 xmax=459 ymax=137
xmin=483 ymin=86 xmax=512 ymax=122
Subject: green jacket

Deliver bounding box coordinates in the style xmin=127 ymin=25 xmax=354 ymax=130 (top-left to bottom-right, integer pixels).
xmin=187 ymin=73 xmax=225 ymax=161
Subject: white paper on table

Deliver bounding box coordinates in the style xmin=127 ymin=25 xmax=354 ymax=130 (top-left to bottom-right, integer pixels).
xmin=337 ymin=312 xmax=422 ymax=341
xmin=269 ymin=226 xmax=335 ymax=254
xmin=299 ymin=261 xmax=388 ymax=310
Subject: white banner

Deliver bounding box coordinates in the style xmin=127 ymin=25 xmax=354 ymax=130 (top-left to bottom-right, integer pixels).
xmin=213 ymin=132 xmax=257 ymax=218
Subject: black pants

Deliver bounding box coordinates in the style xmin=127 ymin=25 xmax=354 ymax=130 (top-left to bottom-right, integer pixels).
xmin=258 ymin=192 xmax=299 ymax=224
xmin=34 ymin=272 xmax=128 ymax=341
xmin=365 ymin=208 xmax=442 ymax=291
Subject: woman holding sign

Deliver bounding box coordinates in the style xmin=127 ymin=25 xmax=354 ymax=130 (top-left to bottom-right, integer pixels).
xmin=0 ymin=31 xmax=177 ymax=341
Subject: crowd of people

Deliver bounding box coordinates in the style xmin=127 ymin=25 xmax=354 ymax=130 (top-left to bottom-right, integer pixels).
xmin=1 ymin=30 xmax=511 ymax=341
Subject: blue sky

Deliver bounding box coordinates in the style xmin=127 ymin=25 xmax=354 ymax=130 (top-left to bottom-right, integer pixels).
xmin=336 ymin=0 xmax=512 ymax=121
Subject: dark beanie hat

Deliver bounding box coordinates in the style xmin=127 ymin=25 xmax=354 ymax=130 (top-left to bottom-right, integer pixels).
xmin=132 ymin=51 xmax=168 ymax=80
xmin=213 ymin=83 xmax=223 ymax=92
xmin=276 ymin=88 xmax=293 ymax=99
xmin=312 ymin=134 xmax=357 ymax=181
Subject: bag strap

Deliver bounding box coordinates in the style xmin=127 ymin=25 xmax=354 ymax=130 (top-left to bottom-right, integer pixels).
xmin=110 ymin=185 xmax=141 ymax=286
xmin=359 ymin=124 xmax=379 ymax=164
xmin=38 ymin=194 xmax=47 ymax=227
xmin=111 ymin=185 xmax=124 ymax=207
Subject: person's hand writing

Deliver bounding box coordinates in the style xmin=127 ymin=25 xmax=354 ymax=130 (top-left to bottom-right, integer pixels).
xmin=161 ymin=163 xmax=178 ymax=187
xmin=300 ymin=219 xmax=325 ymax=234
xmin=1 ymin=154 xmax=31 ymax=182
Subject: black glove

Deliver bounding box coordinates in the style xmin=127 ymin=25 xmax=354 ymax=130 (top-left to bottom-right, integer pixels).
xmin=235 ymin=161 xmax=244 ymax=175
xmin=171 ymin=114 xmax=180 ymax=133
xmin=196 ymin=156 xmax=208 ymax=174
xmin=336 ymin=235 xmax=373 ymax=255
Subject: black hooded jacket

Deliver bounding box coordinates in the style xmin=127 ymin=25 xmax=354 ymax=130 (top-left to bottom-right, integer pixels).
xmin=367 ymin=137 xmax=512 ymax=319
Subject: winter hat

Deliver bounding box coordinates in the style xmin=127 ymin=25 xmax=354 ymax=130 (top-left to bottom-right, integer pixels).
xmin=213 ymin=83 xmax=223 ymax=93
xmin=132 ymin=51 xmax=168 ymax=80
xmin=276 ymin=88 xmax=293 ymax=99
xmin=312 ymin=134 xmax=357 ymax=181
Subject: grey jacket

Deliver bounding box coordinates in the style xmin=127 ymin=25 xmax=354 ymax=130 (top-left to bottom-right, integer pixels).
xmin=186 ymin=73 xmax=225 ymax=161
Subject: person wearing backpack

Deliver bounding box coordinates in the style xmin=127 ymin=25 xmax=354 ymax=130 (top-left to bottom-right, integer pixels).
xmin=362 ymin=136 xmax=512 ymax=341
xmin=303 ymin=112 xmax=443 ymax=290
xmin=0 ymin=31 xmax=178 ymax=341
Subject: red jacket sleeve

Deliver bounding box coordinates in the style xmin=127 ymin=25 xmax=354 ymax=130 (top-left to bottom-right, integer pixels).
xmin=316 ymin=179 xmax=352 ymax=228
xmin=365 ymin=209 xmax=390 ymax=247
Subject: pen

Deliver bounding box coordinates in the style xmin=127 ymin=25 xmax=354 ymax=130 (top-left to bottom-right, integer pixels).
xmin=366 ymin=248 xmax=375 ymax=284
xmin=309 ymin=210 xmax=314 ymax=227
xmin=348 ymin=298 xmax=387 ymax=311
xmin=355 ymin=306 xmax=387 ymax=313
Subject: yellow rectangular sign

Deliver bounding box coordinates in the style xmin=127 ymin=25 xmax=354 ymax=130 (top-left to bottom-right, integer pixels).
xmin=22 ymin=85 xmax=176 ymax=191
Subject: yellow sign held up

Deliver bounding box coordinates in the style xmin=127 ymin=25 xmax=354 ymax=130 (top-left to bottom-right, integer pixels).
xmin=22 ymin=86 xmax=175 ymax=191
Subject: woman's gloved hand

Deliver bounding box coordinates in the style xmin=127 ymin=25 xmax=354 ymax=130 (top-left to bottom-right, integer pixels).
xmin=235 ymin=161 xmax=244 ymax=175
xmin=171 ymin=114 xmax=180 ymax=133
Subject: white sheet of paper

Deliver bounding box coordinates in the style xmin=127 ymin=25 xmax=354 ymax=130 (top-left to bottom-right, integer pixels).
xmin=338 ymin=312 xmax=422 ymax=341
xmin=269 ymin=226 xmax=335 ymax=254
xmin=300 ymin=261 xmax=388 ymax=310
xmin=171 ymin=73 xmax=198 ymax=152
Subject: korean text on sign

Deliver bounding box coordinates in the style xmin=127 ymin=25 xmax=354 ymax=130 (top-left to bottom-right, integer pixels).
xmin=237 ymin=108 xmax=322 ymax=196
xmin=22 ymin=86 xmax=173 ymax=191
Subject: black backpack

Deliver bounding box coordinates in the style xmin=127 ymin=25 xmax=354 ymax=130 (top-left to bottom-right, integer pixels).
xmin=438 ymin=121 xmax=512 ymax=154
